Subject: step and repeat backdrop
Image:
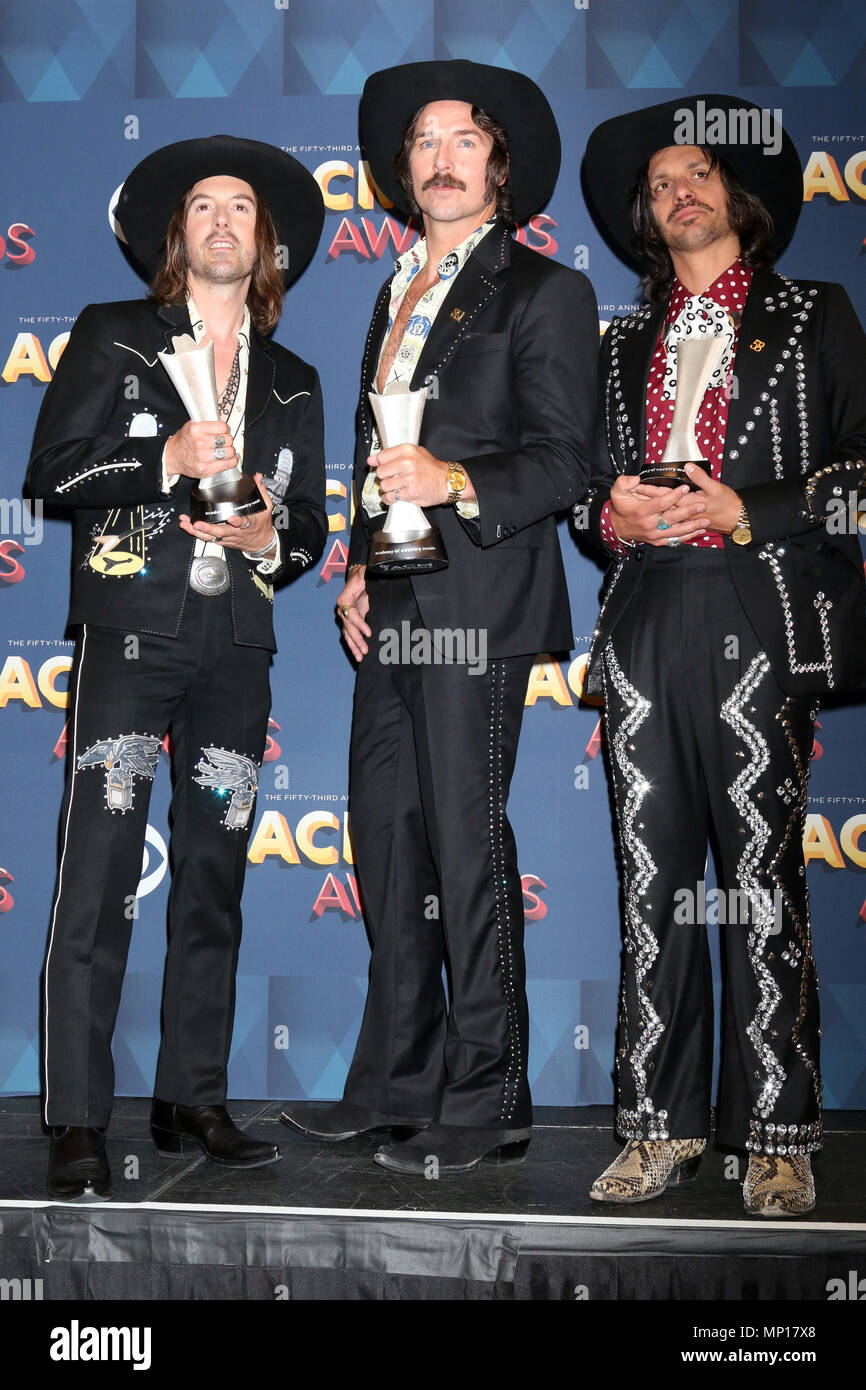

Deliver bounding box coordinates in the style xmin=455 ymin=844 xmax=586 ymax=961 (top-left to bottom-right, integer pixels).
xmin=2 ymin=0 xmax=865 ymax=1109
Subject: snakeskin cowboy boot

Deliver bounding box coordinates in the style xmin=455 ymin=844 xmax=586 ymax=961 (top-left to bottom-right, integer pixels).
xmin=590 ymin=1137 xmax=706 ymax=1203
xmin=742 ymin=1154 xmax=815 ymax=1217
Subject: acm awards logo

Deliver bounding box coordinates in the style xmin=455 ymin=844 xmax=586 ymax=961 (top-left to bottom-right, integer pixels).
xmin=250 ymin=712 xmax=550 ymax=919
xmin=0 ymin=218 xmax=65 ymax=387
xmin=0 ymin=222 xmax=35 ymax=267
xmin=245 ymin=803 xmax=550 ymax=921
xmin=0 ymin=539 xmax=27 ymax=587
xmin=803 ymin=145 xmax=866 ymax=250
xmin=804 ymin=149 xmax=866 ymax=204
xmin=0 ymin=219 xmax=61 ymax=389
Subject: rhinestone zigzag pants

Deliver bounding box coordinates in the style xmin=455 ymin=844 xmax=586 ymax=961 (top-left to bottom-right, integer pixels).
xmin=601 ymin=547 xmax=822 ymax=1156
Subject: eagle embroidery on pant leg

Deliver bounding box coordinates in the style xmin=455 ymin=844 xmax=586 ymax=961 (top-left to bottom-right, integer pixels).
xmin=77 ymin=734 xmax=162 ymax=812
xmin=193 ymin=747 xmax=260 ymax=829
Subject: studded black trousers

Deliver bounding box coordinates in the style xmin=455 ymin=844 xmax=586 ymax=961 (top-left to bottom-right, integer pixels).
xmin=601 ymin=547 xmax=822 ymax=1157
xmin=343 ymin=578 xmax=534 ymax=1128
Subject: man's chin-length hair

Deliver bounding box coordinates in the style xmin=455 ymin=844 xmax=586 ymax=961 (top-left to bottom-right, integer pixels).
xmin=150 ymin=186 xmax=285 ymax=334
xmin=631 ymin=149 xmax=775 ymax=304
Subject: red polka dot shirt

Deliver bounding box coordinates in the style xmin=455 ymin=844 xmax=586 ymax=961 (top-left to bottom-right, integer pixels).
xmin=601 ymin=260 xmax=752 ymax=554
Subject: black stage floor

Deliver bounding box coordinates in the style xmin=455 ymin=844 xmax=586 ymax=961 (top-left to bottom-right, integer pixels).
xmin=1 ymin=1098 xmax=864 ymax=1304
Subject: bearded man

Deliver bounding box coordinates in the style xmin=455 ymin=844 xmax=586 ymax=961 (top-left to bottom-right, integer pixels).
xmin=27 ymin=136 xmax=327 ymax=1199
xmin=580 ymin=97 xmax=866 ymax=1215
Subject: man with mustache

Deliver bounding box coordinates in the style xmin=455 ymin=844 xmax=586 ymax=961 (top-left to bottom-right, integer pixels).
xmin=280 ymin=60 xmax=598 ymax=1174
xmin=27 ymin=136 xmax=327 ymax=1199
xmin=580 ymin=97 xmax=866 ymax=1214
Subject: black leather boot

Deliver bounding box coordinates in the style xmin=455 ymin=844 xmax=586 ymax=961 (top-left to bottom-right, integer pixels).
xmin=151 ymin=1101 xmax=280 ymax=1167
xmin=373 ymin=1123 xmax=532 ymax=1174
xmin=47 ymin=1126 xmax=113 ymax=1201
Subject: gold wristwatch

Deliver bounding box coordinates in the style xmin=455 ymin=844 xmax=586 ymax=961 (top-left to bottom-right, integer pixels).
xmin=446 ymin=463 xmax=467 ymax=505
xmin=731 ymin=502 xmax=752 ymax=546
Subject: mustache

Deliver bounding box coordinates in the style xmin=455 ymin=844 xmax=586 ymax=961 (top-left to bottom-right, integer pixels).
xmin=668 ymin=199 xmax=712 ymax=222
xmin=422 ymin=174 xmax=467 ymax=192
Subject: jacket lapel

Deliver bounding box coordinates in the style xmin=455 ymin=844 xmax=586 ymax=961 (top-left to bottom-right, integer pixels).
xmin=157 ymin=301 xmax=193 ymax=348
xmin=616 ymin=303 xmax=665 ymax=473
xmin=356 ymin=221 xmax=510 ymax=455
xmin=246 ymin=330 xmax=276 ymax=427
xmin=723 ymin=268 xmax=798 ymax=486
xmin=409 ymin=222 xmax=510 ymax=389
xmin=358 ymin=279 xmax=393 ymax=454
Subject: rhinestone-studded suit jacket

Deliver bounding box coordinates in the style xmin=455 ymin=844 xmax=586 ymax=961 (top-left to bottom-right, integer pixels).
xmin=582 ymin=269 xmax=866 ymax=698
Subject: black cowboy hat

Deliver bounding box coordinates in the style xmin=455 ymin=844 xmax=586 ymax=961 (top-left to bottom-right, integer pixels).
xmin=116 ymin=134 xmax=325 ymax=287
xmin=583 ymin=94 xmax=802 ymax=270
xmin=359 ymin=59 xmax=561 ymax=225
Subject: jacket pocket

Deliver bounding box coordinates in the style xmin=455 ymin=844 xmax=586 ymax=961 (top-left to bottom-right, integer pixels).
xmin=454 ymin=331 xmax=509 ymax=357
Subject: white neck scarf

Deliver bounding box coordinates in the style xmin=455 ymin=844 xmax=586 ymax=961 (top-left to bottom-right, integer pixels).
xmin=662 ymin=295 xmax=734 ymax=401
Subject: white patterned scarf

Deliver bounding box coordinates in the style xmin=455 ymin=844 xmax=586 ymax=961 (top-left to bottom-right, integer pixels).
xmin=662 ymin=295 xmax=735 ymax=401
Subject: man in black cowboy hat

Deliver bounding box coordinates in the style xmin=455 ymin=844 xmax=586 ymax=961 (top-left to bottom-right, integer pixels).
xmin=27 ymin=135 xmax=327 ymax=1199
xmin=580 ymin=96 xmax=866 ymax=1214
xmin=280 ymin=60 xmax=599 ymax=1174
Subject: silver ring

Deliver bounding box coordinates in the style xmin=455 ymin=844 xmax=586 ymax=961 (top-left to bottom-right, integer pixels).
xmin=394 ymin=488 xmax=401 ymax=501
xmin=242 ymin=519 xmax=252 ymax=530
xmin=214 ymin=446 xmax=227 ymax=460
xmin=656 ymin=516 xmax=670 ymax=531
xmin=666 ymin=537 xmax=683 ymax=548
xmin=214 ymin=436 xmax=226 ymax=449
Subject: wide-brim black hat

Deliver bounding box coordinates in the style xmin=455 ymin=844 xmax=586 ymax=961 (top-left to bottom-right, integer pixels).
xmin=583 ymin=95 xmax=802 ymax=270
xmin=117 ymin=135 xmax=325 ymax=287
xmin=359 ymin=60 xmax=561 ymax=225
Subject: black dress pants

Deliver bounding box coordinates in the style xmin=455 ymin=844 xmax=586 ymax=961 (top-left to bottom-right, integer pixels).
xmin=343 ymin=578 xmax=535 ymax=1128
xmin=601 ymin=547 xmax=822 ymax=1157
xmin=43 ymin=591 xmax=270 ymax=1126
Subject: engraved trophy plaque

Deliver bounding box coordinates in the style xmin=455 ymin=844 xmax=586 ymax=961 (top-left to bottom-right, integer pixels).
xmin=366 ymin=382 xmax=448 ymax=576
xmin=158 ymin=335 xmax=266 ymax=524
xmin=640 ymin=336 xmax=728 ymax=490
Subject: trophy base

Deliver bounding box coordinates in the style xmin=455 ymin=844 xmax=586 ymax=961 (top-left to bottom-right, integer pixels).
xmin=191 ymin=476 xmax=267 ymax=525
xmin=367 ymin=526 xmax=448 ymax=577
xmin=639 ymin=460 xmax=710 ymax=491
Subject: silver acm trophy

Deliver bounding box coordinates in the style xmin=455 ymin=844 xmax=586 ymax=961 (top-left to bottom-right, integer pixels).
xmin=641 ymin=335 xmax=728 ymax=489
xmin=366 ymin=382 xmax=448 ymax=576
xmin=158 ymin=334 xmax=267 ymax=524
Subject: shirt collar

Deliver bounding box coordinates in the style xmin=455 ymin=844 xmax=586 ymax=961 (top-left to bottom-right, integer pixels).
xmin=667 ymin=258 xmax=752 ymax=323
xmin=185 ymin=293 xmax=251 ymax=349
xmin=392 ymin=217 xmax=497 ymax=285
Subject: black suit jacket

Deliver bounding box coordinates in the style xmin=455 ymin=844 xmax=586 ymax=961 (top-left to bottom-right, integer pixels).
xmin=26 ymin=299 xmax=327 ymax=652
xmin=582 ymin=269 xmax=866 ymax=696
xmin=347 ymin=222 xmax=599 ymax=659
